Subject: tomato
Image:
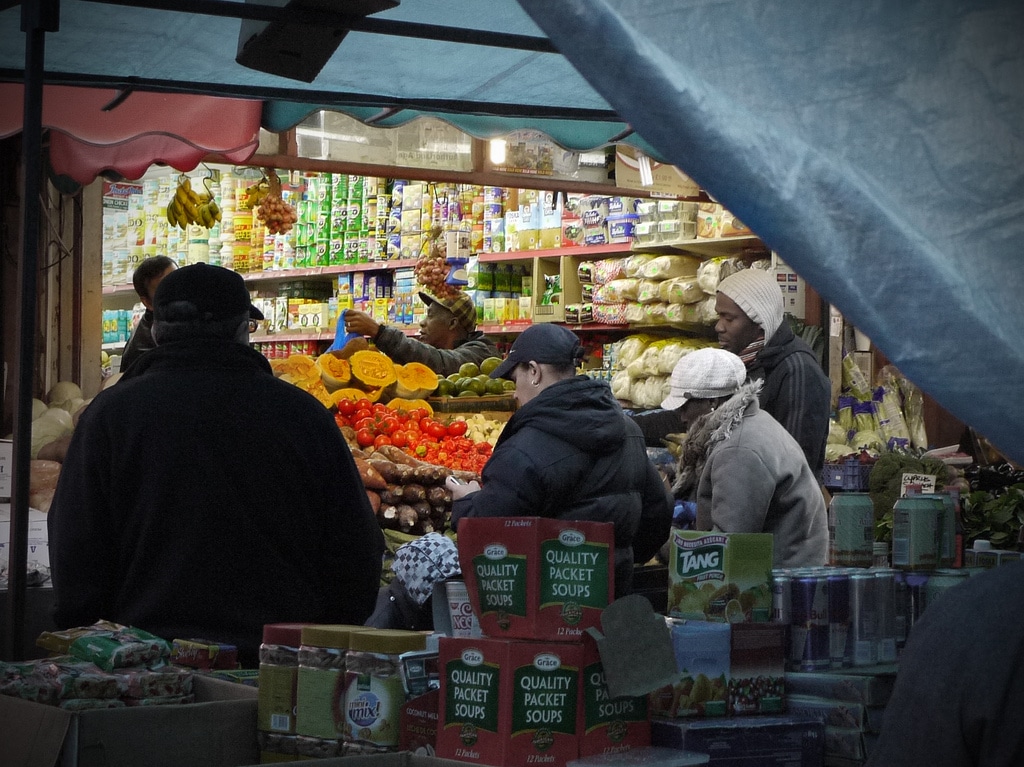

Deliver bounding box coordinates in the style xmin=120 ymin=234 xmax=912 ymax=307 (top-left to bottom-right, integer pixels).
xmin=355 ymin=399 xmax=373 ymax=412
xmin=391 ymin=430 xmax=409 ymax=448
xmin=355 ymin=428 xmax=376 ymax=448
xmin=337 ymin=399 xmax=357 ymax=416
xmin=372 ymin=403 xmax=390 ymax=415
xmin=427 ymin=422 xmax=448 ymax=439
xmin=419 ymin=416 xmax=435 ymax=432
xmin=354 ymin=417 xmax=376 ymax=432
xmin=380 ymin=417 xmax=399 ymax=435
xmin=446 ymin=420 xmax=468 ymax=437
xmin=354 ymin=407 xmax=373 ymax=422
xmin=334 ymin=414 xmax=351 ymax=428
xmin=373 ymin=434 xmax=392 ymax=448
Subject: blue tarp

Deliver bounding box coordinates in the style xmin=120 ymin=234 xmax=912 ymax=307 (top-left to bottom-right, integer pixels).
xmin=520 ymin=0 xmax=1024 ymax=462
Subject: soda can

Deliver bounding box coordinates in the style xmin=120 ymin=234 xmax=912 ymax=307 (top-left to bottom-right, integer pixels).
xmin=848 ymin=572 xmax=877 ymax=666
xmin=789 ymin=573 xmax=829 ymax=671
xmin=925 ymin=568 xmax=969 ymax=610
xmin=904 ymin=572 xmax=930 ymax=631
xmin=873 ymin=568 xmax=898 ymax=663
xmin=826 ymin=570 xmax=851 ymax=668
xmin=892 ymin=570 xmax=910 ymax=648
xmin=919 ymin=494 xmax=958 ymax=568
xmin=770 ymin=571 xmax=792 ymax=625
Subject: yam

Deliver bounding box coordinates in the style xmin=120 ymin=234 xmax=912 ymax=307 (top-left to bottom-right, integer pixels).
xmin=354 ymin=457 xmax=387 ymax=490
xmin=365 ymin=490 xmax=381 ymax=515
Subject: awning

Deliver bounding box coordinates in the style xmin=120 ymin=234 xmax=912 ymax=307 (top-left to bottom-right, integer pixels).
xmin=0 ymin=85 xmax=261 ymax=184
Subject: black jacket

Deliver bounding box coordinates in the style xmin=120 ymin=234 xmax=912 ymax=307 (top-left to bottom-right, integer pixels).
xmin=118 ymin=309 xmax=155 ymax=372
xmin=48 ymin=338 xmax=385 ymax=666
xmin=451 ymin=376 xmax=672 ymax=597
xmin=752 ymin=322 xmax=832 ymax=476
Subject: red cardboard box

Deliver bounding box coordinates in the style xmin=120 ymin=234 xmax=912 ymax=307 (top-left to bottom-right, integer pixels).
xmin=401 ymin=688 xmax=440 ymax=754
xmin=577 ymin=635 xmax=650 ymax=758
xmin=437 ymin=636 xmax=581 ymax=767
xmin=457 ymin=517 xmax=614 ymax=642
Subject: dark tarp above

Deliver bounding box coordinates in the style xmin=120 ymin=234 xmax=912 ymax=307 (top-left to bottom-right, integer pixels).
xmin=1 ymin=0 xmax=1022 ymax=462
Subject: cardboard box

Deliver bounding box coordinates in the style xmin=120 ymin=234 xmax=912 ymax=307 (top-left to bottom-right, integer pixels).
xmin=666 ymin=531 xmax=773 ymax=622
xmin=0 ymin=504 xmax=50 ymax=568
xmin=614 ymin=147 xmax=700 ymax=199
xmin=784 ymin=669 xmax=897 ymax=708
xmin=727 ymin=623 xmax=786 ymax=716
xmin=577 ymin=635 xmax=650 ymax=757
xmin=437 ymin=637 xmax=581 ymax=767
xmin=400 ymin=689 xmax=439 ymax=755
xmin=457 ymin=517 xmax=614 ymax=642
xmin=651 ymin=714 xmax=825 ymax=767
xmin=0 ymin=675 xmax=258 ymax=767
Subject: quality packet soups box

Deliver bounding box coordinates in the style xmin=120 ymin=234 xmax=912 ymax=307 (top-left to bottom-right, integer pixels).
xmin=458 ymin=517 xmax=614 ymax=641
xmin=578 ymin=634 xmax=650 ymax=757
xmin=667 ymin=531 xmax=773 ymax=622
xmin=437 ymin=636 xmax=581 ymax=767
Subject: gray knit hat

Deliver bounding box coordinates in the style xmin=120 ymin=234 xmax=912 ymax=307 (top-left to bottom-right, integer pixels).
xmin=716 ymin=268 xmax=784 ymax=340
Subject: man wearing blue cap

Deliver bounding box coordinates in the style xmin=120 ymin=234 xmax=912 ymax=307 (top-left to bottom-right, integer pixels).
xmin=448 ymin=323 xmax=672 ymax=597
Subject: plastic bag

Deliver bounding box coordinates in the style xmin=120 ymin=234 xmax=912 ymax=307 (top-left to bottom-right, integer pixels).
xmin=639 ymin=254 xmax=702 ymax=280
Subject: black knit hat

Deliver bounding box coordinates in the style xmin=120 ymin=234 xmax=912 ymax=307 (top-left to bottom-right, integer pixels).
xmin=154 ymin=263 xmax=263 ymax=322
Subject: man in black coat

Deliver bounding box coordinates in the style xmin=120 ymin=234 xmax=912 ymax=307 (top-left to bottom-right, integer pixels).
xmin=48 ymin=264 xmax=384 ymax=666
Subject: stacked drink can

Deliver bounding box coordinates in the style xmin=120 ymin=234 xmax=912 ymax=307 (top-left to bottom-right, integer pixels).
xmin=771 ymin=566 xmax=900 ymax=671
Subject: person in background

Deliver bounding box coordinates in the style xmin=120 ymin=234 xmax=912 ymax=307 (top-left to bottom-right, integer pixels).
xmin=448 ymin=324 xmax=672 ymax=597
xmin=119 ymin=255 xmax=177 ymax=372
xmin=865 ymin=559 xmax=1024 ymax=766
xmin=344 ymin=290 xmax=500 ymax=375
xmin=663 ymin=347 xmax=827 ymax=567
xmin=715 ymin=268 xmax=831 ymax=476
xmin=48 ymin=263 xmax=384 ymax=666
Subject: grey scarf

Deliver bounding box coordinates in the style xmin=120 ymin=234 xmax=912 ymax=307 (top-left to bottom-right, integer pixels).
xmin=671 ymin=380 xmax=763 ymax=498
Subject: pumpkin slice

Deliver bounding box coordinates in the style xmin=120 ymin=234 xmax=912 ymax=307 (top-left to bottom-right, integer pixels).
xmin=349 ymin=349 xmax=397 ymax=391
xmin=393 ymin=361 xmax=440 ymax=399
xmin=386 ymin=397 xmax=434 ymax=416
xmin=317 ymin=352 xmax=352 ymax=392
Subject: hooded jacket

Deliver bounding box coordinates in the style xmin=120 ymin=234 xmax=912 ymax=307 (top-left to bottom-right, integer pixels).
xmin=47 ymin=338 xmax=385 ymax=665
xmin=673 ymin=381 xmax=827 ymax=568
xmin=751 ymin=322 xmax=831 ymax=476
xmin=451 ymin=375 xmax=672 ymax=596
xmin=373 ymin=326 xmax=501 ymax=376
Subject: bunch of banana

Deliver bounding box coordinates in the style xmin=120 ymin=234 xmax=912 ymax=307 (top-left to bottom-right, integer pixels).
xmin=166 ymin=177 xmax=222 ymax=230
xmin=242 ymin=180 xmax=270 ymax=211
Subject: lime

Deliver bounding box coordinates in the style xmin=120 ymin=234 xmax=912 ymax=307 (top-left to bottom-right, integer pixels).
xmin=446 ymin=373 xmax=461 ymax=383
xmin=501 ymin=379 xmax=516 ymax=391
xmin=465 ymin=379 xmax=487 ymax=396
xmin=479 ymin=356 xmax=503 ymax=376
xmin=457 ymin=390 xmax=478 ymax=398
xmin=436 ymin=379 xmax=457 ymax=397
xmin=458 ymin=362 xmax=480 ymax=378
xmin=485 ymin=378 xmax=506 ymax=395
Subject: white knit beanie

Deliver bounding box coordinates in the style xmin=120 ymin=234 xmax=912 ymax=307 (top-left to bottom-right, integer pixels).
xmin=661 ymin=348 xmax=747 ymax=410
xmin=717 ymin=268 xmax=784 ymax=340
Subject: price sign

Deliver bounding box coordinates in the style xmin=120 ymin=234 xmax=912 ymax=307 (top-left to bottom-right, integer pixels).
xmin=901 ymin=472 xmax=937 ymax=496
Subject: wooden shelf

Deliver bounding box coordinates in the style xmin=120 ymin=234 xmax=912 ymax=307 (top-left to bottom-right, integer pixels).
xmin=632 ymin=235 xmax=766 ymax=258
xmin=241 ymin=259 xmax=419 ymax=283
xmin=477 ymin=242 xmax=629 ymax=264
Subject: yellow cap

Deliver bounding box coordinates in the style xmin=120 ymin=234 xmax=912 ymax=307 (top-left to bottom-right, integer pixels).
xmin=299 ymin=624 xmax=369 ymax=650
xmin=348 ymin=629 xmax=428 ymax=654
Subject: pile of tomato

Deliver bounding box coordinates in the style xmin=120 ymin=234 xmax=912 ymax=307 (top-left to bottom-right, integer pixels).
xmin=334 ymin=399 xmax=493 ymax=474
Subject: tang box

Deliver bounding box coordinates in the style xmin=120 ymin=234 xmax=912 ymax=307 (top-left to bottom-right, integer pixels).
xmin=437 ymin=636 xmax=582 ymax=767
xmin=457 ymin=517 xmax=614 ymax=642
xmin=666 ymin=531 xmax=773 ymax=622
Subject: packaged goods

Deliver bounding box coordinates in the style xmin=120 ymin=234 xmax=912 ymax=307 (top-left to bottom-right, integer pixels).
xmin=666 ymin=531 xmax=773 ymax=622
xmin=437 ymin=636 xmax=582 ymax=767
xmin=458 ymin=517 xmax=615 ymax=642
xmin=578 ymin=635 xmax=651 ymax=757
xmin=295 ymin=624 xmax=368 ymax=742
xmin=827 ymin=493 xmax=875 ymax=567
xmin=37 ymin=621 xmax=171 ymax=671
xmin=258 ymin=622 xmax=309 ymax=735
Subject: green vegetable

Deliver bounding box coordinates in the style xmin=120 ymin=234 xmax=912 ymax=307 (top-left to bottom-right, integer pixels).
xmin=961 ymin=484 xmax=1024 ymax=549
xmin=868 ymin=449 xmax=948 ymax=541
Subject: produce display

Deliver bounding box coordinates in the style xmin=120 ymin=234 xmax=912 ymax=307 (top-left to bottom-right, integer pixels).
xmin=165 ymin=175 xmax=221 ymax=230
xmin=242 ymin=169 xmax=298 ymax=235
xmin=412 ymin=225 xmax=460 ymax=300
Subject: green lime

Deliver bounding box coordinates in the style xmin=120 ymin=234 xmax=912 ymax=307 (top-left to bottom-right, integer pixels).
xmin=446 ymin=373 xmax=461 ymax=383
xmin=465 ymin=379 xmax=487 ymax=396
xmin=485 ymin=378 xmax=506 ymax=395
xmin=457 ymin=390 xmax=478 ymax=398
xmin=458 ymin=362 xmax=480 ymax=378
xmin=502 ymin=379 xmax=516 ymax=391
xmin=455 ymin=376 xmax=472 ymax=392
xmin=436 ymin=379 xmax=457 ymax=397
xmin=479 ymin=356 xmax=503 ymax=376
xmin=475 ymin=374 xmax=490 ymax=385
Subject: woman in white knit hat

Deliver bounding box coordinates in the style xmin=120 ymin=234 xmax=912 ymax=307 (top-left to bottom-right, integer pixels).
xmin=715 ymin=268 xmax=831 ymax=477
xmin=663 ymin=347 xmax=827 ymax=568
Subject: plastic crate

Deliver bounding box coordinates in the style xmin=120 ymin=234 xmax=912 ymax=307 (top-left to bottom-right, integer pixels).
xmin=821 ymin=459 xmax=873 ymax=491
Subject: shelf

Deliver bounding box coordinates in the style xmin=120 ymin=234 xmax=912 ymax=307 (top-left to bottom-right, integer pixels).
xmin=477 ymin=242 xmax=631 ymax=263
xmin=251 ymin=325 xmax=420 ymax=343
xmin=241 ymin=259 xmax=419 ymax=284
xmin=101 ymin=342 xmax=126 ymax=351
xmin=632 ymin=234 xmax=766 ymax=258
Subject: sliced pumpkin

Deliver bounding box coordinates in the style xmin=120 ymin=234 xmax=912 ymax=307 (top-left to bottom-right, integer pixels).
xmin=330 ymin=388 xmax=369 ymax=406
xmin=270 ymin=354 xmax=317 ymax=378
xmin=387 ymin=397 xmax=434 ymax=416
xmin=317 ymin=352 xmax=352 ymax=392
xmin=393 ymin=361 xmax=440 ymax=399
xmin=349 ymin=349 xmax=397 ymax=391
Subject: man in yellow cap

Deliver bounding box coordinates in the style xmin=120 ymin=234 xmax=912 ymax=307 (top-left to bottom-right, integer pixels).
xmin=345 ymin=290 xmax=501 ymax=376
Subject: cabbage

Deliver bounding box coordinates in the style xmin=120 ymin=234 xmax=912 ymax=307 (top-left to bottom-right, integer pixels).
xmin=47 ymin=380 xmax=83 ymax=405
xmin=31 ymin=398 xmax=48 ymax=420
xmin=31 ymin=409 xmax=74 ymax=459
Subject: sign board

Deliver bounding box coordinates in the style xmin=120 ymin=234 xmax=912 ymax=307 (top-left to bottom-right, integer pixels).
xmin=615 ymin=146 xmax=699 ymax=198
xmin=900 ymin=472 xmax=938 ymax=496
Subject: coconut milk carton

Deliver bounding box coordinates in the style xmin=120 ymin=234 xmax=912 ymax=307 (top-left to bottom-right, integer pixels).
xmin=458 ymin=517 xmax=614 ymax=641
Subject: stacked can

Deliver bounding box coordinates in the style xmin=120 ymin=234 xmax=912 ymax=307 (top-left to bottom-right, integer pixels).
xmin=788 ymin=569 xmax=830 ymax=671
xmin=482 ymin=185 xmax=505 ymax=253
xmin=375 ymin=183 xmax=391 ymax=260
xmin=826 ymin=570 xmax=851 ymax=668
xmin=233 ymin=178 xmax=253 ymax=274
xmin=847 ymin=570 xmax=877 ymax=666
xmin=873 ymin=568 xmax=898 ymax=663
xmin=386 ymin=180 xmax=405 ymax=260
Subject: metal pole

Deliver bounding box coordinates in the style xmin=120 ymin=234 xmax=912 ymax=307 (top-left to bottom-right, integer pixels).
xmin=4 ymin=0 xmax=58 ymax=661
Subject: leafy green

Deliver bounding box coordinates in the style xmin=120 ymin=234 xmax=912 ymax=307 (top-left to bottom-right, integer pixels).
xmin=867 ymin=449 xmax=948 ymax=542
xmin=961 ymin=484 xmax=1024 ymax=548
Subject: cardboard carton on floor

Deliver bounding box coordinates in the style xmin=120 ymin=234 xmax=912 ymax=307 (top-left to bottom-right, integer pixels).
xmin=651 ymin=714 xmax=825 ymax=767
xmin=0 ymin=675 xmax=258 ymax=767
xmin=457 ymin=517 xmax=614 ymax=642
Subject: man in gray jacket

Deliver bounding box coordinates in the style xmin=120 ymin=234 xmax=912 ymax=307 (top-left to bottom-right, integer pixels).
xmin=664 ymin=347 xmax=827 ymax=567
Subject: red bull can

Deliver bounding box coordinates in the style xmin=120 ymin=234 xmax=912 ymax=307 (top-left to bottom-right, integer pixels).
xmin=770 ymin=570 xmax=791 ymax=625
xmin=789 ymin=572 xmax=829 ymax=671
xmin=826 ymin=570 xmax=851 ymax=669
xmin=873 ymin=568 xmax=898 ymax=663
xmin=848 ymin=572 xmax=877 ymax=666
